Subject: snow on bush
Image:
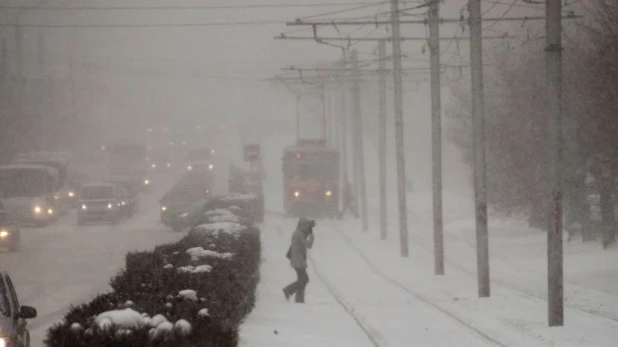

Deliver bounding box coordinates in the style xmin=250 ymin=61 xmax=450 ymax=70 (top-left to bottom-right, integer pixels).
xmin=197 ymin=308 xmax=210 ymax=317
xmin=205 ymin=209 xmax=240 ymax=223
xmin=186 ymin=246 xmax=233 ymax=260
xmin=194 ymin=222 xmax=246 ymax=236
xmin=174 ymin=319 xmax=192 ymax=336
xmin=163 ymin=264 xmax=173 ymax=269
xmin=178 ymin=289 xmax=198 ymax=301
xmin=95 ymin=308 xmax=145 ymax=330
xmin=177 ymin=265 xmax=213 ymax=274
xmin=70 ymin=323 xmax=82 ymax=332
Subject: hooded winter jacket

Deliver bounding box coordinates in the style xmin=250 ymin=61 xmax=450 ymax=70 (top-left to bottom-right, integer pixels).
xmin=289 ymin=218 xmax=315 ymax=269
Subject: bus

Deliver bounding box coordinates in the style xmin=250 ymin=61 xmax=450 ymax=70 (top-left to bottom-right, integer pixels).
xmin=106 ymin=143 xmax=150 ymax=191
xmin=0 ymin=164 xmax=60 ymax=225
xmin=282 ymin=139 xmax=339 ymax=218
xmin=14 ymin=152 xmax=73 ymax=212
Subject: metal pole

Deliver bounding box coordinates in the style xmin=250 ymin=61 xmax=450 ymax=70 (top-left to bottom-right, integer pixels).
xmin=350 ymin=51 xmax=360 ymax=217
xmin=468 ymin=0 xmax=490 ymax=297
xmin=390 ymin=0 xmax=409 ymax=256
xmin=351 ymin=50 xmax=367 ymax=228
xmin=296 ymin=94 xmax=301 ymax=141
xmin=378 ymin=40 xmax=388 ymax=240
xmin=322 ymin=89 xmax=327 ymax=142
xmin=339 ymin=58 xmax=350 ymax=208
xmin=355 ymin=54 xmax=368 ymax=232
xmin=430 ymin=0 xmax=444 ymax=275
xmin=546 ymin=0 xmax=564 ymax=327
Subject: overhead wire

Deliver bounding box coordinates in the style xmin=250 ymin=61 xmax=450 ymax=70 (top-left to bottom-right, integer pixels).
xmin=0 ymin=2 xmax=422 ymax=11
xmin=482 ymin=0 xmax=518 ymax=31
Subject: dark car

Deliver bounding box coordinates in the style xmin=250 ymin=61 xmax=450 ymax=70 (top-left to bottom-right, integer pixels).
xmin=77 ymin=183 xmax=122 ymax=225
xmin=0 ymin=270 xmax=37 ymax=347
xmin=104 ymin=176 xmax=138 ymax=218
xmin=0 ymin=209 xmax=20 ymax=252
xmin=160 ymin=183 xmax=211 ymax=228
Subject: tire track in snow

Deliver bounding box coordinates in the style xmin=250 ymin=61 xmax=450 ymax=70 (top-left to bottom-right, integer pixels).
xmin=329 ymin=223 xmax=509 ymax=347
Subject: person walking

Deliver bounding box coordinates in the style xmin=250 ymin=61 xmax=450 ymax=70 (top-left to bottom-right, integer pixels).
xmin=283 ymin=218 xmax=315 ymax=303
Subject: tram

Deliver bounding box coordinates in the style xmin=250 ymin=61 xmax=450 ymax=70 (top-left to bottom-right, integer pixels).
xmin=282 ymin=139 xmax=339 ymax=218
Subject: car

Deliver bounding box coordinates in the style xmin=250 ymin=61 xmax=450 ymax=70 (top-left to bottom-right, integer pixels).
xmin=0 ymin=270 xmax=37 ymax=347
xmin=160 ymin=183 xmax=211 ymax=228
xmin=77 ymin=183 xmax=122 ymax=225
xmin=104 ymin=176 xmax=139 ymax=218
xmin=0 ymin=207 xmax=19 ymax=252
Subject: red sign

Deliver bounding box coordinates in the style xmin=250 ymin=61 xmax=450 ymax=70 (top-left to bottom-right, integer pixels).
xmin=244 ymin=144 xmax=261 ymax=162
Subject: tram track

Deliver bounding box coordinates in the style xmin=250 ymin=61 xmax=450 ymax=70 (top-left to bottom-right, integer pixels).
xmin=402 ymin=218 xmax=618 ymax=323
xmin=324 ymin=222 xmax=510 ymax=347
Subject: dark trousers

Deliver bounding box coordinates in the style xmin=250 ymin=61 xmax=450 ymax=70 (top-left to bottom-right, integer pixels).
xmin=283 ymin=267 xmax=309 ymax=303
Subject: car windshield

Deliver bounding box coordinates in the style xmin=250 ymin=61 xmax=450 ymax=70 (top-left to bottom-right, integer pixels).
xmin=0 ymin=168 xmax=48 ymax=198
xmin=80 ymin=186 xmax=114 ymax=200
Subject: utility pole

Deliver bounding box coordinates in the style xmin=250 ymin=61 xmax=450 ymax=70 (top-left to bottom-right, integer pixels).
xmin=295 ymin=94 xmax=301 ymax=141
xmin=378 ymin=40 xmax=388 ymax=240
xmin=390 ymin=0 xmax=409 ymax=256
xmin=339 ymin=57 xmax=350 ymax=211
xmin=351 ymin=50 xmax=368 ymax=229
xmin=468 ymin=0 xmax=490 ymax=297
xmin=430 ymin=0 xmax=444 ymax=275
xmin=546 ymin=0 xmax=564 ymax=327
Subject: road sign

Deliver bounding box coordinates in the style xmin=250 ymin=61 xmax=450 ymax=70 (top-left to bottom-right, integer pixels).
xmin=244 ymin=144 xmax=261 ymax=162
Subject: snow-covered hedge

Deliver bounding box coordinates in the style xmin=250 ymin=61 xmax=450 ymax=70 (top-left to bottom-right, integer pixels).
xmin=45 ymin=204 xmax=261 ymax=347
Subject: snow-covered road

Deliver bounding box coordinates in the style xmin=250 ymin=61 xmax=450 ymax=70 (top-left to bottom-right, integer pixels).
xmin=0 ymin=175 xmax=184 ymax=347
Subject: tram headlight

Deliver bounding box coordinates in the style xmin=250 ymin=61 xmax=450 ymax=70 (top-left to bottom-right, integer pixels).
xmin=0 ymin=230 xmax=9 ymax=238
xmin=33 ymin=206 xmax=42 ymax=214
xmin=294 ymin=191 xmax=300 ymax=198
xmin=325 ymin=190 xmax=333 ymax=197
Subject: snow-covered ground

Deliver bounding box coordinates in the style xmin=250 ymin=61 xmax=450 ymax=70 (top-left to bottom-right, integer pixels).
xmin=0 ymin=172 xmax=185 ymax=347
xmin=240 ymin=135 xmax=618 ymax=346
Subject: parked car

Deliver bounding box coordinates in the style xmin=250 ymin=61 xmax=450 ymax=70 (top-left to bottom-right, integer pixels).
xmin=77 ymin=183 xmax=122 ymax=225
xmin=0 ymin=270 xmax=38 ymax=347
xmin=0 ymin=207 xmax=20 ymax=252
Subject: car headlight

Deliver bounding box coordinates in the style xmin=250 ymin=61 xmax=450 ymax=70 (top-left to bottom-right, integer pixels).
xmin=0 ymin=336 xmax=8 ymax=347
xmin=294 ymin=191 xmax=300 ymax=198
xmin=167 ymin=163 xmax=171 ymax=168
xmin=34 ymin=206 xmax=42 ymax=214
xmin=144 ymin=179 xmax=150 ymax=185
xmin=107 ymin=203 xmax=113 ymax=209
xmin=208 ymin=164 xmax=214 ymax=170
xmin=325 ymin=190 xmax=333 ymax=197
xmin=68 ymin=191 xmax=75 ymax=198
xmin=161 ymin=206 xmax=167 ymax=211
xmin=47 ymin=208 xmax=54 ymax=215
xmin=187 ymin=166 xmax=193 ymax=171
xmin=0 ymin=230 xmax=9 ymax=238
xmin=81 ymin=204 xmax=87 ymax=210
xmin=152 ymin=164 xmax=157 ymax=168
xmin=121 ymin=201 xmax=126 ymax=206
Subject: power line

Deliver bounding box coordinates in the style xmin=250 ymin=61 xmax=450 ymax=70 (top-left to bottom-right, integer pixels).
xmin=0 ymin=2 xmax=413 ymax=11
xmin=482 ymin=0 xmax=518 ymax=31
xmin=0 ymin=21 xmax=287 ymax=28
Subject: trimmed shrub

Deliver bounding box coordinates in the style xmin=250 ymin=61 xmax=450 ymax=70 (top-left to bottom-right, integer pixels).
xmin=45 ymin=204 xmax=261 ymax=347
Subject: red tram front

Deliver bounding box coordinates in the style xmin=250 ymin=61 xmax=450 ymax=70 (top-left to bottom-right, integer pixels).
xmin=282 ymin=140 xmax=339 ymax=218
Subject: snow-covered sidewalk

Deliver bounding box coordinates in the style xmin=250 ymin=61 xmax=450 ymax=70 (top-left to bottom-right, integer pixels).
xmin=332 ymin=217 xmax=618 ymax=347
xmin=238 ymin=216 xmax=374 ymax=347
